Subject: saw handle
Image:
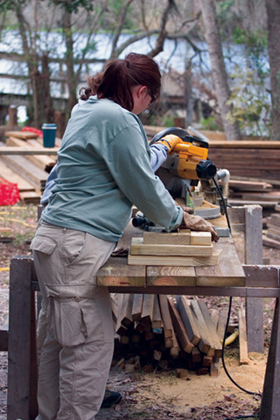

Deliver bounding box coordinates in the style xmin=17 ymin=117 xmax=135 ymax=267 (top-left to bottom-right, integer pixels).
xmin=150 ymin=127 xmax=209 ymax=149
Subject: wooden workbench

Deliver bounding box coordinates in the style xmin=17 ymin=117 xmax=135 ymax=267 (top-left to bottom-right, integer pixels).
xmin=6 ymin=218 xmax=280 ymax=420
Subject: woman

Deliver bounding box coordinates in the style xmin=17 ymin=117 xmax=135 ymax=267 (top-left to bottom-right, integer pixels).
xmin=31 ymin=52 xmax=218 ymax=420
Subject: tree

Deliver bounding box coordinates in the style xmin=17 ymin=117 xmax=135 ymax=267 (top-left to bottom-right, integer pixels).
xmin=265 ymin=0 xmax=280 ymax=140
xmin=199 ymin=0 xmax=241 ymax=140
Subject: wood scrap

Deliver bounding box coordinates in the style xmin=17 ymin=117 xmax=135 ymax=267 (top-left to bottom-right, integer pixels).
xmin=128 ymin=249 xmax=222 ymax=267
xmin=143 ymin=231 xmax=191 ymax=245
xmin=176 ymin=296 xmax=200 ymax=346
xmin=238 ymin=307 xmax=250 ymax=365
xmin=167 ymin=297 xmax=193 ymax=353
xmin=130 ymin=237 xmax=213 ymax=257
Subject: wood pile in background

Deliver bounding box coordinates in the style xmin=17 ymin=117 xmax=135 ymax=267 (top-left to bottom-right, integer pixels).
xmin=263 ymin=203 xmax=280 ymax=249
xmin=0 ymin=131 xmax=59 ymax=203
xmin=111 ymin=294 xmax=243 ymax=378
xmin=227 ymin=178 xmax=280 ymax=208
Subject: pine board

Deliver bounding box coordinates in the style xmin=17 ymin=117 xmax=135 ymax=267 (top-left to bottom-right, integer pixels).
xmin=195 ymin=238 xmax=246 ymax=286
xmin=0 ymin=155 xmax=48 ymax=193
xmin=143 ymin=231 xmax=191 ymax=245
xmin=7 ymin=137 xmax=56 ymax=171
xmin=146 ymin=265 xmax=196 ymax=286
xmin=97 ymin=257 xmax=145 ymax=287
xmin=5 ymin=131 xmax=38 ymax=140
xmin=0 ymin=160 xmax=35 ymax=192
xmin=128 ymin=249 xmax=221 ymax=267
xmin=131 ymin=237 xmax=213 ymax=257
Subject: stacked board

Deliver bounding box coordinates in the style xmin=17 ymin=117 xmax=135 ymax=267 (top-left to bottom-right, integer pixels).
xmin=263 ymin=203 xmax=280 ymax=249
xmin=128 ymin=230 xmax=221 ymax=267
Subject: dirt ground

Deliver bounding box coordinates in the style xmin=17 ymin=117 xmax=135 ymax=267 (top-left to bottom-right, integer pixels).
xmin=0 ymin=203 xmax=279 ymax=420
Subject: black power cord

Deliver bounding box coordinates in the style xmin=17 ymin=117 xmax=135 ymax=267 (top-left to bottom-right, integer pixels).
xmin=210 ymin=175 xmax=262 ymax=420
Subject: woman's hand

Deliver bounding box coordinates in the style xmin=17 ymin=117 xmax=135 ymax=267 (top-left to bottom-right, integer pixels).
xmin=181 ymin=211 xmax=219 ymax=242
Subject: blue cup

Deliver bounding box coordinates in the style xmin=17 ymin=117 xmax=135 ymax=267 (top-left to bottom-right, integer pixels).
xmin=42 ymin=123 xmax=57 ymax=148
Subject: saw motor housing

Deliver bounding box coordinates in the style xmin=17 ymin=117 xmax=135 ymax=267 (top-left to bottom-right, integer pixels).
xmin=150 ymin=127 xmax=217 ymax=201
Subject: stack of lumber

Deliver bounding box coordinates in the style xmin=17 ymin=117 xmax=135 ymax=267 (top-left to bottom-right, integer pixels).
xmin=112 ymin=294 xmax=244 ymax=377
xmin=263 ymin=203 xmax=280 ymax=249
xmin=0 ymin=131 xmax=59 ymax=203
xmin=128 ymin=231 xmax=221 ymax=267
xmin=228 ymin=178 xmax=280 ymax=208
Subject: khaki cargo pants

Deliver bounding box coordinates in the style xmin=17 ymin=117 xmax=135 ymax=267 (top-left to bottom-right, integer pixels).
xmin=31 ymin=220 xmax=116 ymax=420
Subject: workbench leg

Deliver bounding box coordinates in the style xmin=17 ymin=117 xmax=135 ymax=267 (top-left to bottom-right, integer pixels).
xmin=7 ymin=256 xmax=38 ymax=420
xmin=259 ymin=298 xmax=280 ymax=420
xmin=245 ymin=205 xmax=264 ymax=353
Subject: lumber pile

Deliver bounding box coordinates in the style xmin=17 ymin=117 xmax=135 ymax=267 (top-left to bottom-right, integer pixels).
xmin=263 ymin=202 xmax=280 ymax=249
xmin=0 ymin=131 xmax=59 ymax=203
xmin=228 ymin=178 xmax=280 ymax=208
xmin=128 ymin=231 xmax=221 ymax=267
xmin=112 ymin=294 xmax=237 ymax=377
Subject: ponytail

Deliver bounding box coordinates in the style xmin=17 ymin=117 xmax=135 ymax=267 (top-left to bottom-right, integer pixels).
xmin=80 ymin=53 xmax=161 ymax=111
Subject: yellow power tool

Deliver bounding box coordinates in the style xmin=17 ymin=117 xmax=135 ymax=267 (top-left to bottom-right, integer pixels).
xmin=150 ymin=127 xmax=216 ymax=180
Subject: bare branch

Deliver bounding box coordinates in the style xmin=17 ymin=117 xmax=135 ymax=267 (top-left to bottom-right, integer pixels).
xmin=110 ymin=0 xmax=135 ymax=58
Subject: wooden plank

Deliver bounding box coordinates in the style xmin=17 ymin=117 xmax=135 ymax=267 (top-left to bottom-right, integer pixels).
xmin=263 ymin=236 xmax=280 ymax=249
xmin=270 ymin=213 xmax=280 ymax=228
xmin=96 ymin=257 xmax=145 ymax=287
xmin=195 ymin=238 xmax=245 ymax=286
xmin=7 ymin=256 xmax=35 ymax=420
xmin=0 ymin=160 xmax=35 ymax=192
xmin=7 ymin=137 xmax=56 ymax=171
xmin=0 ymin=146 xmax=58 ymax=155
xmin=176 ymin=296 xmax=200 ymax=346
xmin=159 ymin=295 xmax=173 ymax=340
xmin=0 ymin=154 xmax=48 ymax=193
xmin=244 ymin=265 xmax=279 ymax=288
xmin=119 ymin=294 xmax=134 ymax=328
xmin=19 ymin=191 xmax=41 ymax=204
xmin=146 ymin=265 xmax=196 ymax=286
xmin=190 ymin=231 xmax=212 ymax=246
xmin=190 ymin=299 xmax=215 ymax=356
xmin=143 ymin=231 xmax=191 ymax=245
xmin=238 ymin=307 xmax=249 ymax=365
xmin=152 ymin=295 xmax=162 ymax=328
xmin=259 ymin=298 xmax=280 ymax=420
xmin=5 ymin=130 xmax=38 ymax=140
xmin=131 ymin=237 xmax=213 ymax=256
xmin=245 ymin=205 xmax=264 ymax=354
xmin=167 ymin=297 xmax=193 ymax=353
xmin=198 ymin=300 xmax=223 ymax=358
xmin=131 ymin=294 xmax=143 ymax=322
xmin=216 ymin=308 xmax=229 ymax=343
xmin=128 ymin=249 xmax=221 ymax=267
xmin=140 ymin=294 xmax=154 ymax=327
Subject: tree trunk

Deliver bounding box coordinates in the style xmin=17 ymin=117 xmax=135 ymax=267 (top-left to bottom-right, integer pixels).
xmin=199 ymin=0 xmax=241 ymax=140
xmin=265 ymin=0 xmax=280 ymax=140
xmin=62 ymin=9 xmax=78 ymax=117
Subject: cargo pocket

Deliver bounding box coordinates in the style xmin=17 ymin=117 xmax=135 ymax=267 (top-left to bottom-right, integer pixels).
xmin=30 ymin=235 xmax=57 ymax=255
xmin=48 ymin=297 xmax=90 ymax=347
xmin=47 ymin=294 xmax=105 ymax=347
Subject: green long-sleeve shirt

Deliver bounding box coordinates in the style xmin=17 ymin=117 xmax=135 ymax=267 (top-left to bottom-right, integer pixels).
xmin=42 ymin=97 xmax=183 ymax=242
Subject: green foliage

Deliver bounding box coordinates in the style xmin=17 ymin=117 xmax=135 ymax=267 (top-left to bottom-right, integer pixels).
xmin=226 ymin=67 xmax=271 ymax=137
xmin=232 ymin=28 xmax=268 ymax=78
xmin=0 ymin=0 xmax=27 ymax=12
xmin=201 ymin=117 xmax=220 ymax=131
xmin=50 ymin=0 xmax=94 ymax=14
xmin=163 ymin=116 xmax=174 ymax=127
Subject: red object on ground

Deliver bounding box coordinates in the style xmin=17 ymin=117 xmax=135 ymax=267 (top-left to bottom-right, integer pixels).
xmin=0 ymin=178 xmax=20 ymax=206
xmin=22 ymin=127 xmax=43 ymax=137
